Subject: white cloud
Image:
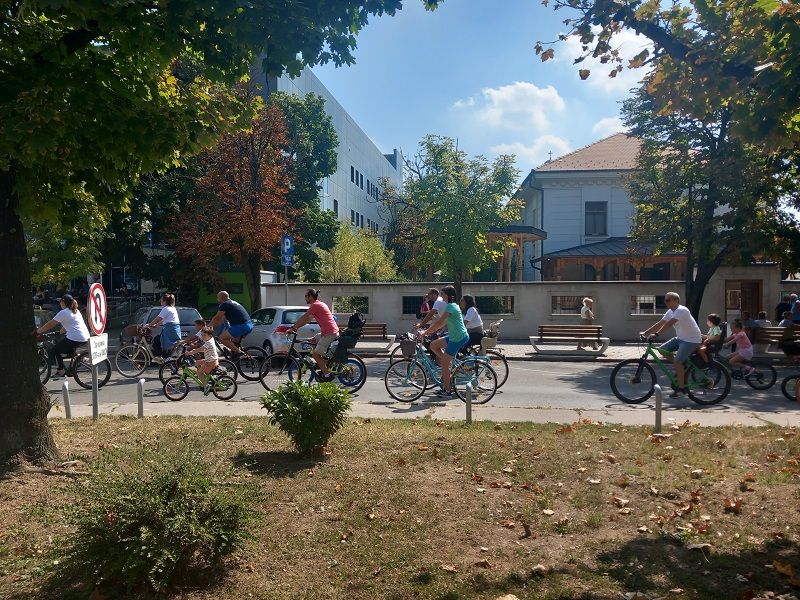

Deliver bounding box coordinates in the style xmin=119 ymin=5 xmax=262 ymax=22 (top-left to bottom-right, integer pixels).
xmin=591 ymin=117 xmax=627 ymax=138
xmin=452 ymin=82 xmax=566 ymax=133
xmin=558 ymin=28 xmax=653 ymax=95
xmin=490 ymin=135 xmax=571 ymax=169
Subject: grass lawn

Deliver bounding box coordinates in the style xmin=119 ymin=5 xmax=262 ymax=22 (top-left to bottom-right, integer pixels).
xmin=0 ymin=415 xmax=798 ymax=599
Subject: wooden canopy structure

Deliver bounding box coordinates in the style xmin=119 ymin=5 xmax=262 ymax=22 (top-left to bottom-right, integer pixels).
xmin=488 ymin=226 xmax=547 ymax=282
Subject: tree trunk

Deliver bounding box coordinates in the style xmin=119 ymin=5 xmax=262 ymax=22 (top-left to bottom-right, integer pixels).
xmin=0 ymin=163 xmax=59 ymax=472
xmin=242 ymin=250 xmax=262 ymax=311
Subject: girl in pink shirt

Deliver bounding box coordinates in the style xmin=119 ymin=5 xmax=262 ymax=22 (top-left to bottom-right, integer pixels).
xmin=723 ymin=319 xmax=754 ymax=374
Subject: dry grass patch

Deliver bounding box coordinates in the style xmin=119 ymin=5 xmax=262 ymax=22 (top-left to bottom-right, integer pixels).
xmin=0 ymin=415 xmax=799 ymax=599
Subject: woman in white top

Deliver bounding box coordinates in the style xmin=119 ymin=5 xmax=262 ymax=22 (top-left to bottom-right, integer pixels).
xmin=460 ymin=294 xmax=484 ymax=350
xmin=578 ymin=297 xmax=599 ymax=350
xmin=148 ymin=293 xmax=182 ymax=357
xmin=36 ymin=294 xmax=90 ymax=379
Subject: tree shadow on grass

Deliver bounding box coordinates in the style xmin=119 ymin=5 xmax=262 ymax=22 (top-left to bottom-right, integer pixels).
xmin=232 ymin=449 xmax=320 ymax=477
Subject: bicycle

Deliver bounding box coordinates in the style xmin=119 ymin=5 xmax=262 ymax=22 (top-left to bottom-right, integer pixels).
xmin=162 ymin=348 xmax=238 ymax=401
xmin=609 ymin=336 xmax=731 ymax=405
xmin=37 ymin=340 xmax=50 ymax=384
xmin=39 ymin=332 xmax=112 ymax=390
xmin=713 ymin=351 xmax=777 ymax=390
xmin=384 ymin=330 xmax=498 ymax=404
xmin=115 ymin=326 xmax=184 ymax=378
xmin=217 ymin=332 xmax=267 ymax=381
xmin=157 ymin=337 xmax=238 ymax=384
xmin=259 ymin=330 xmax=367 ymax=393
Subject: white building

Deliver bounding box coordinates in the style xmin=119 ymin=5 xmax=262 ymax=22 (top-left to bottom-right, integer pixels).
xmin=258 ymin=68 xmax=402 ymax=233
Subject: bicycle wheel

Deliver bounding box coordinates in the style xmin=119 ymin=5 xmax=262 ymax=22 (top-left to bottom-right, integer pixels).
xmin=384 ymin=358 xmax=427 ymax=402
xmin=163 ymin=376 xmax=189 ymax=401
xmin=260 ymin=353 xmax=302 ymax=391
xmin=287 ymin=357 xmax=315 ymax=384
xmin=687 ymin=359 xmax=731 ymax=405
xmin=609 ymin=359 xmax=656 ymax=404
xmin=72 ymin=355 xmax=111 ymax=390
xmin=38 ymin=347 xmax=51 ymax=384
xmin=115 ymin=344 xmax=149 ymax=378
xmin=333 ymin=355 xmax=367 ymax=393
xmin=211 ymin=375 xmax=238 ymax=400
xmin=238 ymin=346 xmax=267 ymax=381
xmin=780 ymin=374 xmax=800 ymax=402
xmin=216 ymin=359 xmax=239 ymax=381
xmin=453 ymin=357 xmax=497 ymax=404
xmin=744 ymin=361 xmax=777 ymax=390
xmin=159 ymin=359 xmax=180 ymax=385
xmin=481 ymin=349 xmax=509 ymax=388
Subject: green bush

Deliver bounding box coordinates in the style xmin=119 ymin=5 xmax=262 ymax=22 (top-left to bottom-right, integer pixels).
xmin=260 ymin=379 xmax=352 ymax=455
xmin=65 ymin=447 xmax=257 ymax=593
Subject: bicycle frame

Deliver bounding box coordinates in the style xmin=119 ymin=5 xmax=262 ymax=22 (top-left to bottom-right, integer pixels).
xmin=637 ymin=343 xmax=711 ymax=390
xmin=173 ymin=364 xmax=222 ymax=389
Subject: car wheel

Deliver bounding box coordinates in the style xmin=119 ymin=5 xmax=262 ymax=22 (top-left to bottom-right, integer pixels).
xmin=263 ymin=340 xmax=274 ymax=354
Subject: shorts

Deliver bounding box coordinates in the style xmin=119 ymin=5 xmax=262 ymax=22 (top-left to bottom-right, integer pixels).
xmin=737 ymin=346 xmax=754 ymax=360
xmin=660 ymin=337 xmax=701 ymax=365
xmin=444 ymin=335 xmax=469 ymax=358
xmin=228 ymin=321 xmax=253 ymax=339
xmin=314 ymin=333 xmax=338 ymax=356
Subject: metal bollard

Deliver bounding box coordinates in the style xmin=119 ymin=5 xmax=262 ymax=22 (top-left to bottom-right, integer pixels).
xmin=62 ymin=380 xmax=71 ymax=419
xmin=465 ymin=382 xmax=473 ymax=425
xmin=653 ymin=384 xmax=662 ymax=433
xmin=138 ymin=378 xmax=145 ymax=418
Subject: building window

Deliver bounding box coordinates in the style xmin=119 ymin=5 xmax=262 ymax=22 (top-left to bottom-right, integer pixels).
xmin=351 ymin=209 xmax=355 ymax=224
xmin=350 ymin=166 xmax=354 ymax=183
xmin=585 ymin=201 xmax=607 ymax=236
xmin=475 ymin=296 xmax=514 ymax=314
xmin=630 ymin=295 xmax=666 ymax=315
xmin=333 ymin=199 xmax=338 ymax=216
xmin=360 ymin=214 xmax=364 ymax=228
xmin=550 ymin=295 xmax=583 ymax=315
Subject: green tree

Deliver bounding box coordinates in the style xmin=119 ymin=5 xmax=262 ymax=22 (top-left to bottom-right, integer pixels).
xmin=538 ymin=0 xmax=800 ymax=150
xmin=318 ymin=222 xmax=399 ymax=283
xmin=1 ymin=0 xmax=439 ymax=470
xmin=383 ymin=135 xmax=522 ymax=298
xmin=622 ymin=84 xmax=800 ymax=317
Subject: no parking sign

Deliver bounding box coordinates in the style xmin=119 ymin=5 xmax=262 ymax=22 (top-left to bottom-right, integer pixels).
xmin=87 ymin=282 xmax=107 ymax=335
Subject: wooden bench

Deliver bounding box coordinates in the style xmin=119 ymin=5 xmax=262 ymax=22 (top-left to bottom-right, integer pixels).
xmin=351 ymin=323 xmax=396 ymax=355
xmin=751 ymin=325 xmax=800 ymax=361
xmin=530 ymin=325 xmax=610 ymax=355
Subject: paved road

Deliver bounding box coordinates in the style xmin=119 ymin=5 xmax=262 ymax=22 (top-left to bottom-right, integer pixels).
xmin=46 ymin=351 xmax=800 ymax=427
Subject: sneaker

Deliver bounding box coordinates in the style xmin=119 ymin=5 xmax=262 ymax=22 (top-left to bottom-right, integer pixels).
xmin=434 ymin=388 xmax=456 ymax=398
xmin=317 ymin=372 xmax=335 ymax=382
xmin=669 ymin=387 xmax=688 ymax=398
xmin=203 ymin=383 xmax=212 ymax=396
xmin=51 ymin=371 xmax=66 ymax=380
xmin=743 ymin=366 xmax=755 ymax=376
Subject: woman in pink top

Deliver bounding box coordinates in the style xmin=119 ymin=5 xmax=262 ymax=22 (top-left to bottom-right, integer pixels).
xmin=291 ymin=288 xmax=339 ymax=381
xmin=723 ymin=319 xmax=754 ymax=375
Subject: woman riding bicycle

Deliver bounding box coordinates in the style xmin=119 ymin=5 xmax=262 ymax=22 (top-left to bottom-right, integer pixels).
xmin=460 ymin=294 xmax=484 ymax=350
xmin=423 ymin=285 xmax=469 ymax=399
xmin=35 ymin=294 xmax=89 ymax=380
xmin=147 ymin=293 xmax=181 ymax=358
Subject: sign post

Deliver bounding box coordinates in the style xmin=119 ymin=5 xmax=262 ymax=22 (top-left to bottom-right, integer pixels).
xmin=281 ymin=234 xmax=294 ymax=304
xmin=87 ymin=283 xmax=107 ymax=421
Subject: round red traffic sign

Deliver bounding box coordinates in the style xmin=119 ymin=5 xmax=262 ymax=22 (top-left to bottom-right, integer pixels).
xmin=88 ymin=283 xmax=107 ymax=335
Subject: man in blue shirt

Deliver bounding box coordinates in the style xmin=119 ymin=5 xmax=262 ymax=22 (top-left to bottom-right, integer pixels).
xmin=208 ymin=291 xmax=253 ymax=359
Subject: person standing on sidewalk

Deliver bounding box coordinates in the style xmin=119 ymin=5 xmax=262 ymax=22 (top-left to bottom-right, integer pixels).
xmin=640 ymin=291 xmax=702 ymax=398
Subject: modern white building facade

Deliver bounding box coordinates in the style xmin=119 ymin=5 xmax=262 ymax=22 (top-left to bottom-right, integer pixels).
xmin=257 ymin=68 xmax=402 ymax=233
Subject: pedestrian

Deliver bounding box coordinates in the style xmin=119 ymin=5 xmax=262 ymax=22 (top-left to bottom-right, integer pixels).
xmin=639 ymin=291 xmax=703 ymax=398
xmin=753 ymin=311 xmax=772 ymax=353
xmin=775 ymin=295 xmax=792 ymax=322
xmin=416 ymin=295 xmax=431 ymax=320
xmin=577 ymin=297 xmax=598 ymax=350
xmin=147 ymin=293 xmax=181 ymax=358
xmin=35 ymin=294 xmax=90 ymax=380
xmin=792 ymin=294 xmax=800 ymax=324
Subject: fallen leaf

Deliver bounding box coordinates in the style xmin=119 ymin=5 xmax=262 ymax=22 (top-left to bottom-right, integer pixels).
xmin=542 ymin=509 xmax=554 ymax=516
xmin=687 ymin=543 xmax=712 ymax=551
xmin=724 ymin=498 xmax=743 ymax=513
xmin=417 ymin=445 xmax=429 ymax=451
xmin=440 ymin=564 xmax=459 ymax=573
xmin=531 ymin=564 xmax=547 ymax=577
xmin=473 ymin=558 xmax=492 ymax=568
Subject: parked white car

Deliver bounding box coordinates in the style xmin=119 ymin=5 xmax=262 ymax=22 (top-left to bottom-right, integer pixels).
xmin=246 ymin=306 xmax=328 ymax=354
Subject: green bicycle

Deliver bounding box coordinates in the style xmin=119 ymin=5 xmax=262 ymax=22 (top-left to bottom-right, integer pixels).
xmin=610 ymin=336 xmax=731 ymax=405
xmin=163 ymin=348 xmax=238 ymax=401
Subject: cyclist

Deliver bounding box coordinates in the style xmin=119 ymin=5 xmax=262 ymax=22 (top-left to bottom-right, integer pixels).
xmin=147 ymin=293 xmax=181 ymax=358
xmin=208 ymin=291 xmax=253 ymax=361
xmin=290 ymin=288 xmax=338 ymax=381
xmin=460 ymin=294 xmax=484 ymax=350
xmin=639 ymin=291 xmax=702 ymax=398
xmin=185 ymin=326 xmax=219 ymax=395
xmin=35 ymin=294 xmax=89 ymax=380
xmin=422 ymin=285 xmax=469 ymax=398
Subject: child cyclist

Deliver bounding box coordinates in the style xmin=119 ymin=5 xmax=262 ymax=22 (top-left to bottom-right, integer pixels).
xmin=696 ymin=313 xmax=722 ymax=365
xmin=186 ymin=326 xmax=219 ymax=395
xmin=723 ymin=319 xmax=754 ymax=375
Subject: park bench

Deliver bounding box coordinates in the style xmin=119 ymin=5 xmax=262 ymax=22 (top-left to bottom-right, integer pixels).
xmin=529 ymin=324 xmax=610 ymax=355
xmin=750 ymin=325 xmax=800 ymax=362
xmin=351 ymin=322 xmax=395 ymax=354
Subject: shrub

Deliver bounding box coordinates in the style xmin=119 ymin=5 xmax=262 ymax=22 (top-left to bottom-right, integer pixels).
xmin=65 ymin=446 xmax=257 ymax=593
xmin=260 ymin=379 xmax=352 ymax=455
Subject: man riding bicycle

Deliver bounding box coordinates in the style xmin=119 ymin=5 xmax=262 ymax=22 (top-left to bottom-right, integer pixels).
xmin=289 ymin=288 xmax=338 ymax=382
xmin=208 ymin=291 xmax=253 ymax=361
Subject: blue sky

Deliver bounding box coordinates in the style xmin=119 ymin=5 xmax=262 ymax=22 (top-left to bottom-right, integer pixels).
xmin=313 ymin=0 xmax=651 ymax=173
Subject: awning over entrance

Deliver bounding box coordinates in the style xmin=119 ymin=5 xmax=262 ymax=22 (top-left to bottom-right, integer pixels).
xmin=488 ymin=226 xmax=547 ymax=282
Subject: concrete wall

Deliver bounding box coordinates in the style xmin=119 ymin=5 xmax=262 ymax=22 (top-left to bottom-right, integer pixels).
xmin=263 ymin=264 xmax=784 ymax=341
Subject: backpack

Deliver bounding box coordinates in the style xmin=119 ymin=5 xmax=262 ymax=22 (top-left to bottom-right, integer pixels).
xmin=347 ymin=311 xmax=367 ymax=332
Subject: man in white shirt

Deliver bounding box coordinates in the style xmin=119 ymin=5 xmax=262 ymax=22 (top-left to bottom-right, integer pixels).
xmin=417 ymin=288 xmax=447 ymax=328
xmin=640 ymin=291 xmax=703 ymax=398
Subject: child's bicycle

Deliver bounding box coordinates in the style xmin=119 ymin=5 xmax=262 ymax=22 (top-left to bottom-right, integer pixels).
xmin=609 ymin=336 xmax=731 ymax=405
xmin=258 ymin=330 xmax=367 ymax=393
xmin=162 ymin=348 xmax=238 ymax=401
xmin=713 ymin=352 xmax=777 ymax=390
xmin=384 ymin=330 xmax=498 ymax=404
